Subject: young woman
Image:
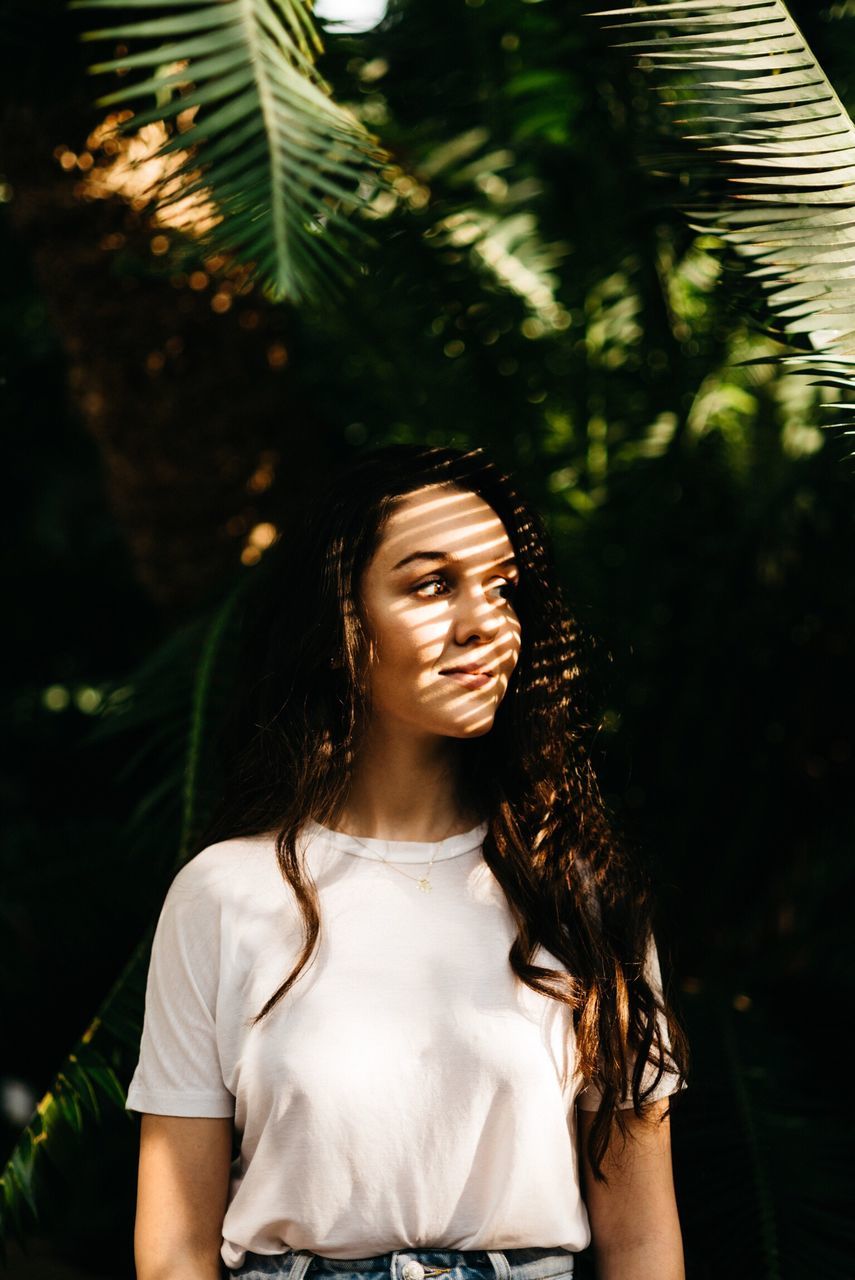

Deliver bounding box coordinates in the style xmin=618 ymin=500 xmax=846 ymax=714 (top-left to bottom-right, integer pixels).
xmin=126 ymin=444 xmax=689 ymax=1280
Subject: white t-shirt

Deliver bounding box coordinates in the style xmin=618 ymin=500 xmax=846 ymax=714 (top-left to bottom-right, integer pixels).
xmin=126 ymin=820 xmax=683 ymax=1271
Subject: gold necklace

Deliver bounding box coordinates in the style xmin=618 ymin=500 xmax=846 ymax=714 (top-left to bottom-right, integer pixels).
xmin=336 ymin=815 xmax=465 ymax=894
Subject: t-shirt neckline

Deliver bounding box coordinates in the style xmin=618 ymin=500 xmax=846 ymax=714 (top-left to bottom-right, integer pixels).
xmin=303 ymin=818 xmax=489 ymax=863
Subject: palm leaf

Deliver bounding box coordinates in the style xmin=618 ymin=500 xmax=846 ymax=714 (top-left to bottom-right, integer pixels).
xmin=416 ymin=127 xmax=572 ymax=332
xmin=69 ymin=0 xmax=392 ymax=303
xmin=584 ymin=0 xmax=855 ymax=450
xmin=0 ymin=935 xmax=148 ymax=1264
xmin=0 ymin=585 xmax=244 ymax=1254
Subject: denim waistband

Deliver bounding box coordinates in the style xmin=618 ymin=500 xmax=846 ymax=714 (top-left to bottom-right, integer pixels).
xmin=231 ymin=1244 xmax=574 ymax=1280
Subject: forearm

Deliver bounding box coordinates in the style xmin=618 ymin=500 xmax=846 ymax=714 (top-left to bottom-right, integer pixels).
xmin=591 ymin=1224 xmax=685 ymax=1280
xmin=578 ymin=1098 xmax=685 ymax=1280
xmin=135 ymin=1247 xmax=223 ymax=1280
xmin=136 ymin=1264 xmax=222 ymax=1280
xmin=134 ymin=1113 xmax=232 ymax=1280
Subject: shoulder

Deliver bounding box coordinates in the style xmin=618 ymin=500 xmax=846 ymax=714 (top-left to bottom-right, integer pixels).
xmin=164 ymin=834 xmax=278 ymax=915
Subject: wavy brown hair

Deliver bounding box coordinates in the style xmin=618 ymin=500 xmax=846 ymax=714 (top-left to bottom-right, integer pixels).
xmin=194 ymin=442 xmax=689 ymax=1178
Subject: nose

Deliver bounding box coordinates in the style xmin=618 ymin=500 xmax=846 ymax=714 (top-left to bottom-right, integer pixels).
xmin=451 ymin=582 xmax=506 ymax=649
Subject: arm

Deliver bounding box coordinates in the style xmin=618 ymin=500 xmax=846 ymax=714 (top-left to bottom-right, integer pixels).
xmin=577 ymin=1099 xmax=684 ymax=1280
xmin=134 ymin=1113 xmax=233 ymax=1280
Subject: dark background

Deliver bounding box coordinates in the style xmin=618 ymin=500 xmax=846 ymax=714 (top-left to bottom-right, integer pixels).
xmin=2 ymin=1 xmax=853 ymax=1276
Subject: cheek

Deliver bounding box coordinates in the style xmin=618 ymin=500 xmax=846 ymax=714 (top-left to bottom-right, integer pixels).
xmin=374 ymin=605 xmax=441 ymax=670
xmin=504 ymin=613 xmax=523 ymax=661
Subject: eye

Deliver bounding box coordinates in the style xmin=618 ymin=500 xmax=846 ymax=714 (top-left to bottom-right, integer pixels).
xmin=493 ymin=579 xmax=519 ymax=601
xmin=411 ymin=575 xmax=518 ymax=602
xmin=412 ymin=574 xmax=450 ymax=597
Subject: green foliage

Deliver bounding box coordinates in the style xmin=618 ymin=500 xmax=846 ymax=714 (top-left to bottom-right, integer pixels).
xmin=0 ymin=584 xmax=244 ymax=1257
xmin=585 ymin=0 xmax=855 ymax=448
xmin=0 ymin=934 xmax=147 ymax=1266
xmin=4 ymin=0 xmax=855 ymax=1274
xmin=70 ymin=0 xmax=391 ymax=301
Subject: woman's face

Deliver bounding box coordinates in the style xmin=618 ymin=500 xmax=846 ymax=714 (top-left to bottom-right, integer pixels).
xmin=358 ymin=483 xmax=522 ymax=739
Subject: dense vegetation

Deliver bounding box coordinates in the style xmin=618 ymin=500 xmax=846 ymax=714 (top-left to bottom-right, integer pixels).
xmin=1 ymin=1 xmax=854 ymax=1276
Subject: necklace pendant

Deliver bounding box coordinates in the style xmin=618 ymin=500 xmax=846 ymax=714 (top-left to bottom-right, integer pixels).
xmin=417 ymin=877 xmax=432 ymax=893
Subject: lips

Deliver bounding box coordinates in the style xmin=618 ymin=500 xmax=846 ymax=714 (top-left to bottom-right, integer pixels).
xmin=440 ymin=668 xmax=496 ymax=688
xmin=440 ymin=664 xmax=494 ymax=676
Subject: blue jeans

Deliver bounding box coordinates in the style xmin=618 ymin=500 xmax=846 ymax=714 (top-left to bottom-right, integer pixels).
xmin=229 ymin=1246 xmax=575 ymax=1280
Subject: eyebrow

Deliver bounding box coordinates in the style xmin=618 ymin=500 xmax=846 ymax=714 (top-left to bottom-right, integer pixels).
xmin=391 ymin=550 xmax=519 ymax=572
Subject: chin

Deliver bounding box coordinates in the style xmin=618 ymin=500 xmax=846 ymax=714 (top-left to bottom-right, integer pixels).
xmin=442 ymin=718 xmax=497 ymax=739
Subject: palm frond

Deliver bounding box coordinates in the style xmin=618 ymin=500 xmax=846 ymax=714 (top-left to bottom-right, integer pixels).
xmin=584 ymin=0 xmax=855 ymax=452
xmin=413 ymin=128 xmax=572 ymax=331
xmin=0 ymin=933 xmax=148 ymax=1263
xmin=0 ymin=585 xmax=245 ymax=1252
xmin=69 ymin=0 xmax=392 ymax=303
xmin=178 ymin=585 xmax=242 ymax=862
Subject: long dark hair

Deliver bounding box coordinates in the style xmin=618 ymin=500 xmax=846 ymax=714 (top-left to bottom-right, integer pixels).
xmin=194 ymin=443 xmax=689 ymax=1178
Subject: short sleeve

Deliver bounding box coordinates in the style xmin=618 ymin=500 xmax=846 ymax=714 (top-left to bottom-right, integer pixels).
xmin=125 ymin=856 xmax=235 ymax=1118
xmin=576 ymin=932 xmax=686 ymax=1111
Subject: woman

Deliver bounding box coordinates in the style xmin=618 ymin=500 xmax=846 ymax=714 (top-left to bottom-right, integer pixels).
xmin=126 ymin=444 xmax=689 ymax=1280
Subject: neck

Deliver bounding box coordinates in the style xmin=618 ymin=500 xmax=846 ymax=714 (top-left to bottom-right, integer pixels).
xmin=332 ymin=721 xmax=480 ymax=842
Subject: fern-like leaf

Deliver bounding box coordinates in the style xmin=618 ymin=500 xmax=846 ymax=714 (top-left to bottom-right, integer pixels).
xmin=0 ymin=585 xmax=244 ymax=1254
xmin=584 ymin=0 xmax=855 ymax=451
xmin=0 ymin=938 xmax=149 ymax=1263
xmin=70 ymin=0 xmax=392 ymax=303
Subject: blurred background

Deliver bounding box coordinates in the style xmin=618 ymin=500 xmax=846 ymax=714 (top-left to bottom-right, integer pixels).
xmin=2 ymin=0 xmax=854 ymax=1276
